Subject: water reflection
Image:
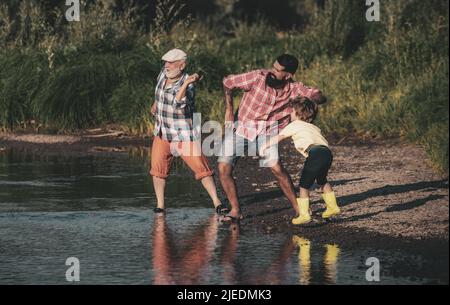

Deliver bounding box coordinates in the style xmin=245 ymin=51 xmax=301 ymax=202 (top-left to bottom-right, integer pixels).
xmin=152 ymin=214 xmax=220 ymax=284
xmin=250 ymin=236 xmax=341 ymax=285
xmin=151 ymin=214 xmax=341 ymax=285
xmin=0 ymin=147 xmax=209 ymax=212
xmin=294 ymin=236 xmax=311 ymax=285
xmin=1 ymin=148 xmax=445 ymax=285
xmin=152 ymin=214 xmax=246 ymax=285
xmin=323 ymin=244 xmax=340 ymax=284
xmin=220 ymin=223 xmax=240 ymax=285
xmin=292 ymin=236 xmax=340 ymax=285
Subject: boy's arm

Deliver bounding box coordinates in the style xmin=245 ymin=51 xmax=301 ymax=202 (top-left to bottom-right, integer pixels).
xmin=261 ymin=121 xmax=297 ymax=154
xmin=260 ymin=134 xmax=289 ymax=155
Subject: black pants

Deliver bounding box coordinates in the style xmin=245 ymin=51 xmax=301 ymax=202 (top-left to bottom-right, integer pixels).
xmin=299 ymin=145 xmax=333 ymax=189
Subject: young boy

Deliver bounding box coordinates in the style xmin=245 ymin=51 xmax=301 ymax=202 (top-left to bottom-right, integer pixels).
xmin=261 ymin=97 xmax=341 ymax=225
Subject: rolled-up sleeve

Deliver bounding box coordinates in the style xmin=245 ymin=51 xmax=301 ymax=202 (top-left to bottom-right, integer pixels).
xmin=223 ymin=70 xmax=261 ymax=91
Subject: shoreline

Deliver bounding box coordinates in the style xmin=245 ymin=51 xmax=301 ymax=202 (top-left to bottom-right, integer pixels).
xmin=1 ymin=130 xmax=449 ymax=244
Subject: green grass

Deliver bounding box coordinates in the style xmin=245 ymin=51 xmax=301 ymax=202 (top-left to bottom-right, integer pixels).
xmin=34 ymin=53 xmax=121 ymax=129
xmin=0 ymin=50 xmax=49 ymax=130
xmin=0 ymin=0 xmax=448 ymax=173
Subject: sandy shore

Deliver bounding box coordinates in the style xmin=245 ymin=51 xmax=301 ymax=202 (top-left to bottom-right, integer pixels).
xmin=1 ymin=130 xmax=448 ymax=244
xmin=233 ymin=139 xmax=449 ymax=243
xmin=0 ymin=129 xmax=150 ymax=155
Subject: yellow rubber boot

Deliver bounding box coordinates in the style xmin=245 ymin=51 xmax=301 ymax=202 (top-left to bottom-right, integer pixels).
xmin=292 ymin=198 xmax=312 ymax=225
xmin=322 ymin=192 xmax=341 ymax=219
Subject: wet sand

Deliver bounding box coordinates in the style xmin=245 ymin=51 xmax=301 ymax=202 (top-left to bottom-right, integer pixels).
xmin=1 ymin=129 xmax=448 ymax=246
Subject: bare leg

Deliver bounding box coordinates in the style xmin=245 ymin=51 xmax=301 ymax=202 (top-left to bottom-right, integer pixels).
xmin=320 ymin=182 xmax=333 ymax=194
xmin=270 ymin=161 xmax=300 ymax=215
xmin=218 ymin=162 xmax=241 ymax=218
xmin=300 ymin=187 xmax=310 ymax=199
xmin=153 ymin=176 xmax=166 ymax=209
xmin=200 ymin=176 xmax=222 ymax=207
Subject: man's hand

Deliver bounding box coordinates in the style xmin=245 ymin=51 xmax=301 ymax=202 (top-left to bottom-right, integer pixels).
xmin=185 ymin=73 xmax=202 ymax=85
xmin=151 ymin=103 xmax=157 ymax=115
xmin=311 ymin=90 xmax=327 ymax=105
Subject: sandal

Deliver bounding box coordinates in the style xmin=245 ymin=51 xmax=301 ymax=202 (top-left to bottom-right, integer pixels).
xmin=215 ymin=204 xmax=230 ymax=216
xmin=221 ymin=214 xmax=243 ymax=223
xmin=153 ymin=208 xmax=165 ymax=214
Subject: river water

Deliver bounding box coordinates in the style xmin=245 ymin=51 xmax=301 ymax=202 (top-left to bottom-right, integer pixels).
xmin=0 ymin=148 xmax=447 ymax=285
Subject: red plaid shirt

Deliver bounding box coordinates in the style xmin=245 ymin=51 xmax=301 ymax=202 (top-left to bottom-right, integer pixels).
xmin=223 ymin=69 xmax=322 ymax=141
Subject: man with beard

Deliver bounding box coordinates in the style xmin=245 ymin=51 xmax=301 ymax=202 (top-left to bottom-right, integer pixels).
xmin=218 ymin=54 xmax=327 ymax=222
xmin=150 ymin=49 xmax=226 ymax=215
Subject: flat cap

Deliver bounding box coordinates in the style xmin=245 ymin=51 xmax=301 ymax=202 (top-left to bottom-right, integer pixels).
xmin=161 ymin=48 xmax=187 ymax=62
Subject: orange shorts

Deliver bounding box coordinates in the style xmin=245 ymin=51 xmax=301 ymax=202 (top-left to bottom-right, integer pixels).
xmin=150 ymin=136 xmax=214 ymax=180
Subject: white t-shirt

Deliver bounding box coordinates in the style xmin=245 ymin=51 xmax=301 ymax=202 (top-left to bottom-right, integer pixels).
xmin=279 ymin=120 xmax=329 ymax=158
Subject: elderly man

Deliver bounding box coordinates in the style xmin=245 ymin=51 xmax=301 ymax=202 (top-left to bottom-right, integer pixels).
xmin=150 ymin=48 xmax=226 ymax=215
xmin=218 ymin=54 xmax=327 ymax=222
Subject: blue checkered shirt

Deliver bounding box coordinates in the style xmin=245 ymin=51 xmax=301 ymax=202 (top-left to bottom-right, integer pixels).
xmin=153 ymin=70 xmax=198 ymax=142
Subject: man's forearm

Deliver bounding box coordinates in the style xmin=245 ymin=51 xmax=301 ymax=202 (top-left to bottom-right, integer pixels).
xmin=223 ymin=85 xmax=234 ymax=112
xmin=175 ymin=82 xmax=189 ymax=102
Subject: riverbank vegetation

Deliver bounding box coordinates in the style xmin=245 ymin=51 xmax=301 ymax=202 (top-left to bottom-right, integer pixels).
xmin=0 ymin=0 xmax=448 ymax=172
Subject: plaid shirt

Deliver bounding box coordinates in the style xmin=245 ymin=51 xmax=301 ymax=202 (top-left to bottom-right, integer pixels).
xmin=223 ymin=69 xmax=322 ymax=141
xmin=153 ymin=70 xmax=197 ymax=142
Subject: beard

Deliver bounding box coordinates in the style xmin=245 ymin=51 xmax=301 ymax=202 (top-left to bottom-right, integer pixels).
xmin=265 ymin=73 xmax=288 ymax=89
xmin=166 ymin=67 xmax=182 ymax=79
